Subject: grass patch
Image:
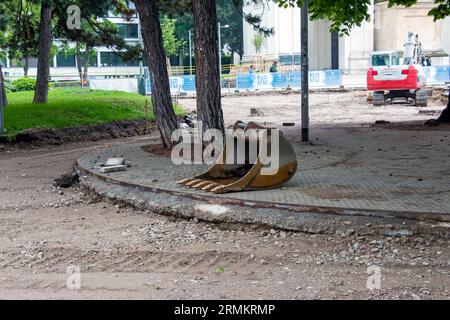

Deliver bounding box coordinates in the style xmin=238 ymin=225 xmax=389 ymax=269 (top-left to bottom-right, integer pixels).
xmin=3 ymin=87 xmax=184 ymax=137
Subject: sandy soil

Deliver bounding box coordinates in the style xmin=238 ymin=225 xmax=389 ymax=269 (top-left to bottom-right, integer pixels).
xmin=179 ymin=91 xmax=446 ymax=127
xmin=0 ymin=92 xmax=449 ymax=299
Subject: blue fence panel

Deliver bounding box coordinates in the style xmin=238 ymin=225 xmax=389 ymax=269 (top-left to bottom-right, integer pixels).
xmin=237 ymin=74 xmax=254 ymax=90
xmin=271 ymin=72 xmax=289 ymax=88
xmin=169 ymin=77 xmax=183 ymax=92
xmin=145 ymin=79 xmax=151 ymax=95
xmin=323 ymin=70 xmax=341 ymax=87
xmin=433 ymin=66 xmax=450 ymax=83
xmin=146 ymin=69 xmax=342 ymax=95
xmin=289 ymin=72 xmax=302 ymax=88
xmin=254 ymin=74 xmax=273 ymax=89
xmin=182 ymin=75 xmax=196 ymax=92
xmin=424 ymin=66 xmax=450 ymax=84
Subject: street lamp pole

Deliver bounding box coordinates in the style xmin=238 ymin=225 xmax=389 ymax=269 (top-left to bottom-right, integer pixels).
xmin=189 ymin=30 xmax=193 ymax=75
xmin=218 ymin=23 xmax=229 ymax=81
xmin=301 ymin=0 xmax=309 ymax=142
xmin=138 ymin=18 xmax=144 ymax=77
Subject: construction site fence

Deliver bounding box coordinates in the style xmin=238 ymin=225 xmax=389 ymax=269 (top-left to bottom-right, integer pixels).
xmin=3 ymin=65 xmax=449 ymax=93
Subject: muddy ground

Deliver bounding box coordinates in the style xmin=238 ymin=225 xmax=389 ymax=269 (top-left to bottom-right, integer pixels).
xmin=0 ymin=92 xmax=449 ymax=299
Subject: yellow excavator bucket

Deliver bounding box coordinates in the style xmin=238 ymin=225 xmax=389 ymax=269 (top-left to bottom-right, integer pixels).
xmin=177 ymin=121 xmax=298 ymax=194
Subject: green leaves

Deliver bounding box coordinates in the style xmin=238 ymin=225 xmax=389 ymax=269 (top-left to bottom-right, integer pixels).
xmin=389 ymin=0 xmax=450 ymax=20
xmin=0 ymin=0 xmax=40 ymax=63
xmin=275 ymin=0 xmax=372 ymax=35
xmin=161 ymin=16 xmax=186 ymax=57
xmin=275 ymin=0 xmax=450 ymax=34
xmin=252 ymin=33 xmax=266 ymax=53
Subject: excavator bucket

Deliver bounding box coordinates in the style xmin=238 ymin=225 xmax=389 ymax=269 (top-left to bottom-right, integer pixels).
xmin=177 ymin=121 xmax=298 ymax=194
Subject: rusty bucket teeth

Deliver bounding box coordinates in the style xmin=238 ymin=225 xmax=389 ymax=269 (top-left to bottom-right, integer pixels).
xmin=201 ymin=183 xmax=218 ymax=191
xmin=210 ymin=186 xmax=225 ymax=194
xmin=185 ymin=179 xmax=201 ymax=187
xmin=177 ymin=178 xmax=194 ymax=185
xmin=192 ymin=181 xmax=211 ymax=189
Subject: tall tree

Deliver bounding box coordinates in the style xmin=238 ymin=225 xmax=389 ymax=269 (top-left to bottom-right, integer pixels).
xmin=4 ymin=0 xmax=40 ymax=76
xmin=192 ymin=0 xmax=224 ymax=134
xmin=134 ymin=0 xmax=178 ymax=148
xmin=33 ymin=0 xmax=53 ymax=104
xmin=54 ymin=13 xmax=140 ymax=82
xmin=160 ymin=16 xmax=185 ymax=58
xmin=217 ymin=0 xmax=243 ymax=58
xmin=164 ymin=0 xmax=270 ymax=136
xmin=0 ymin=3 xmax=9 ymax=107
xmin=32 ymin=0 xmax=141 ymax=103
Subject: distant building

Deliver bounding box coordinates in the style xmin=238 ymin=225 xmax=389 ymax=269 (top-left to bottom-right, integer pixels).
xmin=242 ymin=0 xmax=450 ymax=73
xmin=2 ymin=6 xmax=141 ymax=80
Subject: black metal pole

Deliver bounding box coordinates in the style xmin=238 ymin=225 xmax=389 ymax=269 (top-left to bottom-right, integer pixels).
xmin=301 ymin=0 xmax=309 ymax=142
xmin=0 ymin=65 xmax=5 ymax=134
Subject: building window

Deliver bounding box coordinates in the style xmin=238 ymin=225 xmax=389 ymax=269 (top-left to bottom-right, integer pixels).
xmin=87 ymin=55 xmax=99 ymax=67
xmin=117 ymin=23 xmax=139 ymax=39
xmin=57 ymin=53 xmax=76 ymax=67
xmin=100 ymin=52 xmax=139 ymax=67
xmin=10 ymin=57 xmax=39 ymax=68
xmin=279 ymin=55 xmax=293 ymax=66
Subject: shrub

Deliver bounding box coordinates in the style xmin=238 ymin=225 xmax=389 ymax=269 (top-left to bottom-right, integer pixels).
xmin=3 ymin=80 xmax=15 ymax=93
xmin=12 ymin=77 xmax=36 ymax=92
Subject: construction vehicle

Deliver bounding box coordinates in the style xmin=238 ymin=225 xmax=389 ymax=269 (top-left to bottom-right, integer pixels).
xmin=177 ymin=121 xmax=298 ymax=194
xmin=367 ymin=32 xmax=428 ymax=107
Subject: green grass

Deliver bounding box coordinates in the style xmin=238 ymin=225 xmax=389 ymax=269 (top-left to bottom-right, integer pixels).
xmin=3 ymin=87 xmax=184 ymax=138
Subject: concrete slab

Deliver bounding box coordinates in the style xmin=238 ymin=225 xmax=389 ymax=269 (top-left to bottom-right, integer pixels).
xmin=77 ymin=126 xmax=450 ymax=230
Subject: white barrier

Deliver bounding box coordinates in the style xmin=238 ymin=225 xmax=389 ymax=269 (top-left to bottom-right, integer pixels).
xmin=89 ymin=78 xmax=138 ymax=93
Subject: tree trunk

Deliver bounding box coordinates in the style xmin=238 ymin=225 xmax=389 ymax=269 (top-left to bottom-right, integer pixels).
xmin=426 ymin=95 xmax=450 ymax=125
xmin=437 ymin=97 xmax=450 ymax=123
xmin=75 ymin=44 xmax=83 ymax=82
xmin=83 ymin=63 xmax=88 ymax=82
xmin=0 ymin=65 xmax=7 ymax=106
xmin=82 ymin=47 xmax=90 ymax=82
xmin=33 ymin=3 xmax=53 ymax=104
xmin=75 ymin=45 xmax=89 ymax=84
xmin=76 ymin=52 xmax=83 ymax=82
xmin=192 ymin=0 xmax=225 ymax=134
xmin=24 ymin=57 xmax=29 ymax=77
xmin=134 ymin=0 xmax=178 ymax=148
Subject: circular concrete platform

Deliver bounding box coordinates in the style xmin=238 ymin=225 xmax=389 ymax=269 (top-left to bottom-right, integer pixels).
xmin=77 ymin=127 xmax=450 ymax=228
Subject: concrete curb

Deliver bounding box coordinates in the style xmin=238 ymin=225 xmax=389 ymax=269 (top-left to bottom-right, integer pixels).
xmin=77 ymin=164 xmax=446 ymax=235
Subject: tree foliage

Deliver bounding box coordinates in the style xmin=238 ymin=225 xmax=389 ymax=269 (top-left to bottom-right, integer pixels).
xmin=276 ymin=0 xmax=450 ymax=35
xmin=0 ymin=0 xmax=40 ymax=71
xmin=252 ymin=33 xmax=265 ymax=54
xmin=160 ymin=16 xmax=185 ymax=57
xmin=276 ymin=0 xmax=371 ymax=35
xmin=388 ymin=0 xmax=450 ymax=20
xmin=217 ymin=0 xmax=243 ymax=57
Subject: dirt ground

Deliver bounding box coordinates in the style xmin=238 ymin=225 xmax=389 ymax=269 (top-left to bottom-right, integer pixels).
xmin=179 ymin=90 xmax=447 ymax=127
xmin=0 ymin=92 xmax=449 ymax=299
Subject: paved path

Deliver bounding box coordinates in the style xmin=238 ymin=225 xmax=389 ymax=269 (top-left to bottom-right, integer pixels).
xmin=78 ymin=126 xmax=450 ymax=222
